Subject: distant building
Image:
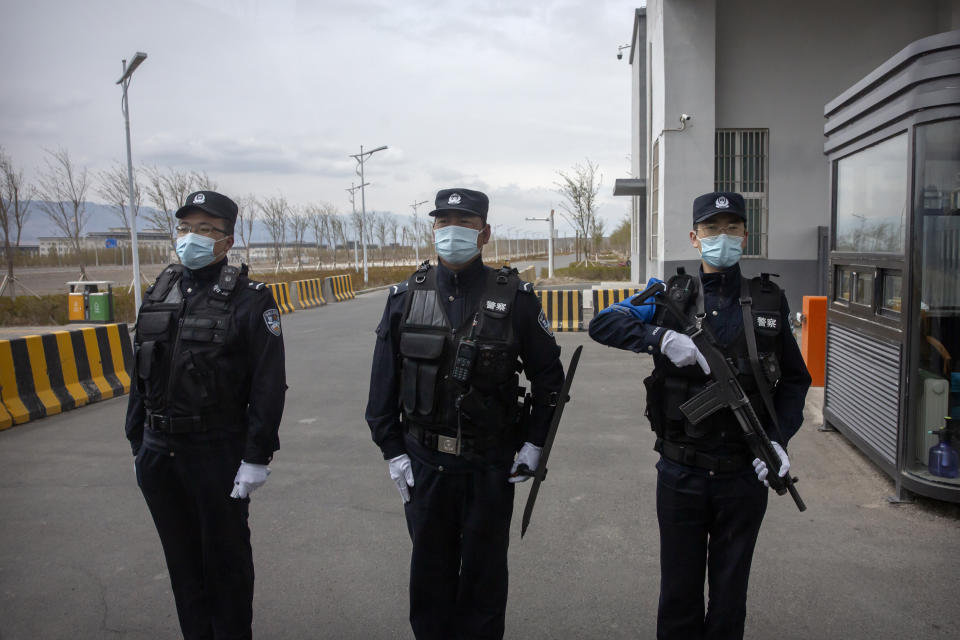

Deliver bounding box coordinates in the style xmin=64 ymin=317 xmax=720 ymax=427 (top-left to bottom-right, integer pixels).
xmin=38 ymin=227 xmax=171 ymax=256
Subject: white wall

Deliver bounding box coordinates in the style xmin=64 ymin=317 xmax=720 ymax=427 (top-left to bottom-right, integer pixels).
xmin=715 ymin=0 xmax=947 ymax=262
xmin=659 ymin=0 xmax=716 ymax=263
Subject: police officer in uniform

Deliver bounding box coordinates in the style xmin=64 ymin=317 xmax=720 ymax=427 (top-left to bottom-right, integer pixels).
xmin=125 ymin=190 xmax=286 ymax=640
xmin=365 ymin=188 xmax=564 ymax=640
xmin=589 ymin=192 xmax=811 ymax=640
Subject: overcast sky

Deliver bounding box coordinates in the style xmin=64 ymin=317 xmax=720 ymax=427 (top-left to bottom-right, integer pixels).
xmin=1 ymin=0 xmax=640 ymax=237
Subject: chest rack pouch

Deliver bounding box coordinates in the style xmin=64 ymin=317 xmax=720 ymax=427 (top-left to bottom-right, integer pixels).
xmin=135 ymin=310 xmax=175 ymax=405
xmin=399 ymin=332 xmax=445 ymax=416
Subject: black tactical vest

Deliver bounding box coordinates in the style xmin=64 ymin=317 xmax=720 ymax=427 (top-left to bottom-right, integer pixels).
xmin=398 ymin=264 xmax=523 ymax=441
xmin=134 ymin=262 xmax=248 ymax=428
xmin=647 ymin=270 xmax=784 ymax=455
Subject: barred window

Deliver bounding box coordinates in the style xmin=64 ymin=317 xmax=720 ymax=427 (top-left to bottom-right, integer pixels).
xmin=651 ymin=138 xmax=659 ymax=258
xmin=715 ymin=129 xmax=768 ymax=257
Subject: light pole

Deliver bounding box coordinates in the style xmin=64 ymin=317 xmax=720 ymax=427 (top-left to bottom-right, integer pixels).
xmin=349 ymin=144 xmax=388 ymax=284
xmin=410 ymin=198 xmax=428 ymax=263
xmin=526 ymin=208 xmax=555 ymax=278
xmin=345 ymin=182 xmax=366 ymax=272
xmin=116 ymin=51 xmax=147 ymax=315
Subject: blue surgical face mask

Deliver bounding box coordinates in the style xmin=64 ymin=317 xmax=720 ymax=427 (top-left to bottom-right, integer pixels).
xmin=698 ymin=234 xmax=743 ymax=268
xmin=434 ymin=225 xmax=481 ymax=265
xmin=176 ymin=233 xmax=226 ymax=270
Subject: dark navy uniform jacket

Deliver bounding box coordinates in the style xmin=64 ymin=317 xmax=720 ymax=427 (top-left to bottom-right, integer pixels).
xmin=365 ymin=257 xmax=564 ymax=470
xmin=124 ymin=259 xmax=287 ymax=465
xmin=589 ymin=263 xmax=810 ymax=447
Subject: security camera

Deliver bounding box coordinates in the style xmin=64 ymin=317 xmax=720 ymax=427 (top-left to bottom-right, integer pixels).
xmin=617 ymin=51 xmax=623 ymax=60
xmin=680 ymin=114 xmax=691 ymax=122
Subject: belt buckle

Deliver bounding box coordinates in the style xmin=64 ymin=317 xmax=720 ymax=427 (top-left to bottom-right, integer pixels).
xmin=151 ymin=415 xmax=170 ymax=432
xmin=437 ymin=434 xmax=460 ymax=456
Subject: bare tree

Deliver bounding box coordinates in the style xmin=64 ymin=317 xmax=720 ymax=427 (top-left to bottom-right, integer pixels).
xmin=591 ymin=216 xmax=606 ymax=261
xmin=329 ymin=214 xmax=346 ymax=269
xmin=372 ymin=211 xmax=389 ymax=266
xmin=236 ymin=194 xmax=258 ymax=266
xmin=0 ymin=147 xmax=35 ymax=297
xmin=36 ymin=148 xmax=90 ymax=279
xmin=351 ymin=209 xmax=366 ymax=270
xmin=556 ymin=158 xmax=602 ymax=265
xmin=259 ymin=195 xmax=289 ymax=268
xmin=288 ymin=205 xmax=310 ymax=271
xmin=387 ymin=214 xmax=399 ymax=263
xmin=97 ymin=163 xmax=141 ymax=229
xmin=143 ymin=166 xmax=218 ymax=250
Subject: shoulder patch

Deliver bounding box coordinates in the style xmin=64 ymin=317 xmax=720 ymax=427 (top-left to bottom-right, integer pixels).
xmin=263 ymin=308 xmax=282 ymax=336
xmin=537 ymin=309 xmax=554 ymax=337
xmin=390 ymin=280 xmax=409 ymax=296
xmin=518 ymin=281 xmax=534 ymax=294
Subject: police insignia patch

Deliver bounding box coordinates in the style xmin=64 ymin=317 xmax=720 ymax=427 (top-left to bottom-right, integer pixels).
xmin=538 ymin=310 xmax=553 ymax=337
xmin=263 ymin=309 xmax=282 ymax=336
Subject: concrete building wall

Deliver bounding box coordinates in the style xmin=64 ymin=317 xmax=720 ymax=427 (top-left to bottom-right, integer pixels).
xmin=659 ymin=0 xmax=717 ymax=271
xmin=640 ymin=0 xmax=959 ymax=310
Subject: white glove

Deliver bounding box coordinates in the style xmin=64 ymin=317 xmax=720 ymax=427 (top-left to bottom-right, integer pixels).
xmin=388 ymin=454 xmax=415 ymax=503
xmin=230 ymin=461 xmax=270 ymax=499
xmin=509 ymin=442 xmax=543 ymax=483
xmin=659 ymin=330 xmax=711 ymax=374
xmin=752 ymin=441 xmax=790 ymax=487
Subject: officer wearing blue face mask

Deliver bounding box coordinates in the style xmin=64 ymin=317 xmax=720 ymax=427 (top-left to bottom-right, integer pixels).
xmin=589 ymin=191 xmax=810 ymax=640
xmin=125 ymin=190 xmax=286 ymax=640
xmin=365 ymin=187 xmax=564 ymax=640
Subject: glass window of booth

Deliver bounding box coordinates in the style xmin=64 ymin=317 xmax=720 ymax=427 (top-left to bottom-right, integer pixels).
xmin=836 ymin=134 xmax=908 ymax=254
xmin=911 ymin=118 xmax=960 ymax=482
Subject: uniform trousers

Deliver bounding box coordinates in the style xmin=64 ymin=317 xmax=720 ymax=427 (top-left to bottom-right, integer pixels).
xmin=655 ymin=457 xmax=768 ymax=640
xmin=403 ymin=455 xmax=515 ymax=640
xmin=136 ymin=436 xmax=254 ymax=640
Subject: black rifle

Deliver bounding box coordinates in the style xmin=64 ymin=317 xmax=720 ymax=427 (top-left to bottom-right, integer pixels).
xmin=633 ymin=282 xmax=806 ymax=512
xmin=515 ymin=345 xmax=583 ymax=537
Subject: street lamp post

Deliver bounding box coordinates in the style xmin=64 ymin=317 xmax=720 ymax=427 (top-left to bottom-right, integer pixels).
xmin=345 ymin=182 xmax=366 ymax=272
xmin=410 ymin=198 xmax=428 ymax=264
xmin=349 ymin=144 xmax=388 ymax=284
xmin=116 ymin=51 xmax=147 ymax=315
xmin=525 ymin=208 xmax=555 ymax=278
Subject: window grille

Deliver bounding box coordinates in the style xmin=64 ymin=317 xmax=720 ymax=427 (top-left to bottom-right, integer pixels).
xmin=715 ymin=129 xmax=768 ymax=257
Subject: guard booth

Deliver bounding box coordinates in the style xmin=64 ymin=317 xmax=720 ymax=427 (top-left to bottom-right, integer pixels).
xmin=822 ymin=29 xmax=960 ymax=502
xmin=67 ymin=281 xmax=116 ymax=323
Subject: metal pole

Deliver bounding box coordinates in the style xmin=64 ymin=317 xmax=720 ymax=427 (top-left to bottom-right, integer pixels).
xmin=410 ymin=199 xmax=428 ymax=264
xmin=359 ymin=146 xmax=368 ymax=284
xmin=118 ymin=54 xmax=147 ymax=315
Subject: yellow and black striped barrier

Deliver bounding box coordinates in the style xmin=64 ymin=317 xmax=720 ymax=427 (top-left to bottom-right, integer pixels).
xmin=592 ymin=288 xmax=640 ymax=314
xmin=324 ymin=274 xmax=356 ymax=302
xmin=293 ymin=278 xmax=326 ymax=309
xmin=266 ymin=282 xmax=296 ymax=314
xmin=535 ymin=290 xmax=584 ymax=332
xmin=0 ymin=323 xmax=133 ymax=431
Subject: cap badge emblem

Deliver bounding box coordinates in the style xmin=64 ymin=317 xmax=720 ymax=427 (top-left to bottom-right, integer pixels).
xmin=715 ymin=196 xmax=729 ymax=209
xmin=448 ymin=193 xmax=462 ymax=205
xmin=193 ymin=193 xmax=206 ymax=205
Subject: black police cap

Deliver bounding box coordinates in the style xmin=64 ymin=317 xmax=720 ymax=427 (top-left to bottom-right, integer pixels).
xmin=175 ymin=190 xmax=239 ymax=226
xmin=429 ymin=188 xmax=489 ymax=222
xmin=692 ymin=192 xmax=746 ymax=225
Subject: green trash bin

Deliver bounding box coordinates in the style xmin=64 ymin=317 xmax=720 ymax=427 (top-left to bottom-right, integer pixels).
xmin=88 ymin=292 xmax=114 ymax=322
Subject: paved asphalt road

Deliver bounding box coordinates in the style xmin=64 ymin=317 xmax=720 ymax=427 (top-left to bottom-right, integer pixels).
xmin=1 ymin=289 xmax=958 ymax=639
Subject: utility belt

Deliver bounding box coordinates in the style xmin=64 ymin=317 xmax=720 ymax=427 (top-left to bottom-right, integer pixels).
xmin=655 ymin=438 xmax=752 ymax=473
xmin=145 ymin=411 xmax=243 ymax=434
xmin=405 ymin=421 xmax=506 ymax=457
